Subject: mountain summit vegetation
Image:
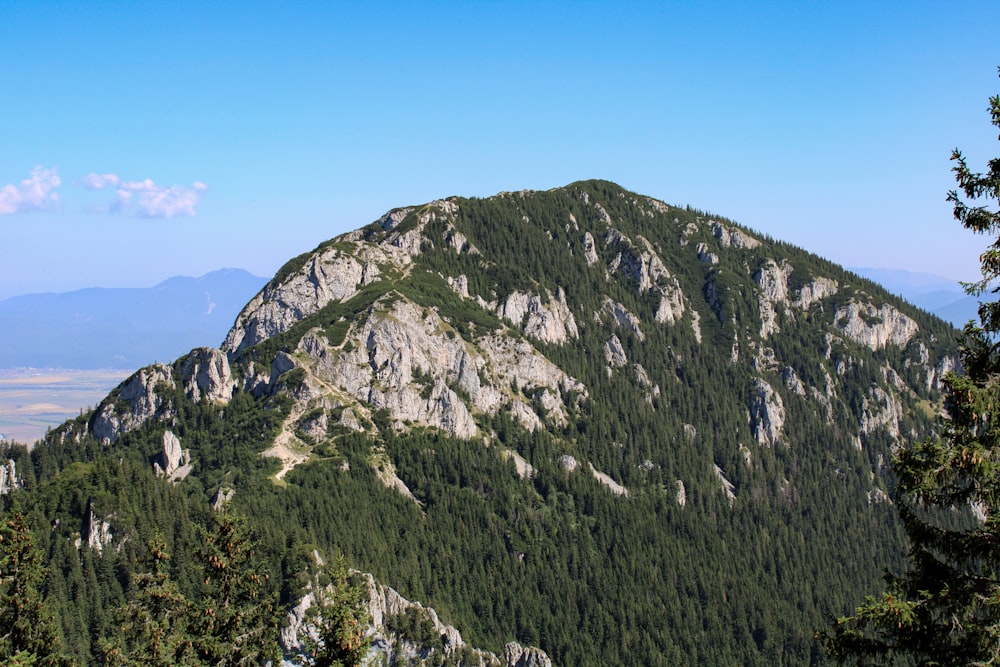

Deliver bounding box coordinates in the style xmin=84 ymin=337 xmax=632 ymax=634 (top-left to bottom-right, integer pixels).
xmin=0 ymin=178 xmax=961 ymax=665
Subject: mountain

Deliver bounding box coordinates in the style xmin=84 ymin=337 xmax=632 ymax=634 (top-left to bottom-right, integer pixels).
xmin=850 ymin=266 xmax=979 ymax=327
xmin=0 ymin=268 xmax=268 ymax=369
xmin=1 ymin=181 xmax=962 ymax=665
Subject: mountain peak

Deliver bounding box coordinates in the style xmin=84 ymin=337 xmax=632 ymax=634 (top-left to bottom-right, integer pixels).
xmin=27 ymin=181 xmax=962 ymax=664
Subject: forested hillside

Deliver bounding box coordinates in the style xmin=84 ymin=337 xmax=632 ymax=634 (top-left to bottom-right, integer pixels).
xmin=0 ymin=180 xmax=960 ymax=665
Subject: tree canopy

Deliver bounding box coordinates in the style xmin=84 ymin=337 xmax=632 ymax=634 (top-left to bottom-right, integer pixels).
xmin=824 ymin=68 xmax=1000 ymax=665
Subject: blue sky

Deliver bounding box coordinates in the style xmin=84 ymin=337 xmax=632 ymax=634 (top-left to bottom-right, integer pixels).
xmin=1 ymin=1 xmax=998 ymax=299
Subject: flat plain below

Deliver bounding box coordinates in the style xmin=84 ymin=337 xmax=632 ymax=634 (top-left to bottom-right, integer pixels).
xmin=0 ymin=368 xmax=132 ymax=444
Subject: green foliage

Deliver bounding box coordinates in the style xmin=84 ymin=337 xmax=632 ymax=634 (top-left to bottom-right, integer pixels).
xmin=823 ymin=69 xmax=1000 ymax=666
xmin=385 ymin=608 xmax=438 ymax=649
xmin=0 ymin=508 xmax=72 ymax=667
xmin=188 ymin=512 xmax=280 ymax=666
xmin=297 ymin=556 xmax=370 ymax=667
xmin=6 ymin=173 xmax=966 ymax=665
xmin=99 ymin=537 xmax=197 ymax=667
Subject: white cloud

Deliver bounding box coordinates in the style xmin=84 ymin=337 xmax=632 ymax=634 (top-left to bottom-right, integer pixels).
xmin=0 ymin=166 xmax=61 ymax=215
xmin=79 ymin=172 xmax=120 ymax=190
xmin=111 ymin=178 xmax=207 ymax=218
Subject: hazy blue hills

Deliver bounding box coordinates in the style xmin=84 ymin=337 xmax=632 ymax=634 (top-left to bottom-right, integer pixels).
xmin=850 ymin=266 xmax=978 ymax=327
xmin=0 ymin=268 xmax=267 ymax=368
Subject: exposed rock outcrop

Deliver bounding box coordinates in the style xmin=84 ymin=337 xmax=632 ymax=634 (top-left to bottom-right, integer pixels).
xmin=90 ymin=364 xmax=174 ymax=443
xmin=224 ymin=248 xmax=381 ymax=355
xmin=589 ymin=463 xmax=629 ymax=497
xmin=834 ymin=301 xmax=919 ymax=350
xmin=223 ymin=201 xmax=461 ymax=357
xmin=294 ymin=297 xmax=584 ymax=442
xmin=754 ymin=259 xmax=792 ymax=304
xmin=750 ymin=378 xmax=785 ymax=447
xmin=504 ymin=642 xmax=553 ymax=667
xmin=711 ymin=220 xmax=760 ymax=249
xmin=79 ymin=501 xmax=113 ymax=554
xmin=603 ymin=230 xmax=688 ymax=326
xmin=604 ymin=335 xmax=628 ymax=369
xmin=180 ymin=347 xmax=236 ymax=403
xmin=0 ymin=460 xmax=19 ymax=495
xmin=581 ymin=231 xmax=599 ymax=266
xmin=714 ymin=464 xmax=736 ymax=507
xmin=696 ymin=242 xmax=719 ymax=265
xmin=153 ymin=430 xmax=192 ymax=481
xmin=796 ymin=277 xmax=838 ymax=309
xmin=280 ymin=570 xmax=550 ymax=667
xmin=860 ymin=384 xmax=904 ymax=442
xmin=498 ymin=288 xmax=579 ymax=344
xmin=598 ymin=298 xmax=645 ymax=341
xmin=559 ymin=454 xmax=579 ymax=472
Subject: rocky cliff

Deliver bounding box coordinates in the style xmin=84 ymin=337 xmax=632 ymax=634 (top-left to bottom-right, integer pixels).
xmin=34 ymin=180 xmax=962 ymax=665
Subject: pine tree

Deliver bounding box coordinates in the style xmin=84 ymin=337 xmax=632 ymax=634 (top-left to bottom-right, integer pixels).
xmin=823 ymin=68 xmax=1000 ymax=665
xmin=189 ymin=512 xmax=280 ymax=667
xmin=0 ymin=508 xmax=72 ymax=667
xmin=99 ymin=536 xmax=197 ymax=667
xmin=297 ymin=556 xmax=371 ymax=667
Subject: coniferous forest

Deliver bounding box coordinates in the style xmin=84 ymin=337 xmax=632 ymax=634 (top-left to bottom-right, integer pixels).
xmin=0 ymin=176 xmax=967 ymax=665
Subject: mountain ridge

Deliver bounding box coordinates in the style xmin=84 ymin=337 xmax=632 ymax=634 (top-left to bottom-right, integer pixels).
xmin=4 ymin=179 xmax=965 ymax=665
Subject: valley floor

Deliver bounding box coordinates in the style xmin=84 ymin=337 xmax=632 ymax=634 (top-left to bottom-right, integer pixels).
xmin=0 ymin=368 xmax=131 ymax=443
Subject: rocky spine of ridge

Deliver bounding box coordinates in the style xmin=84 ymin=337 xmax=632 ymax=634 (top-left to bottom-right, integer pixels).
xmin=281 ymin=568 xmax=551 ymax=667
xmin=58 ymin=181 xmax=959 ymax=500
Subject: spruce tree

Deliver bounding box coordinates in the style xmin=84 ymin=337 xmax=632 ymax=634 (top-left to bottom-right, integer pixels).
xmin=297 ymin=556 xmax=371 ymax=667
xmin=0 ymin=508 xmax=72 ymax=667
xmin=99 ymin=536 xmax=197 ymax=667
xmin=824 ymin=69 xmax=1000 ymax=665
xmin=189 ymin=512 xmax=280 ymax=667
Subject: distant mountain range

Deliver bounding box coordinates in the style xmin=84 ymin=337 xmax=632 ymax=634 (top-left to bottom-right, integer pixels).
xmin=849 ymin=267 xmax=978 ymax=328
xmin=0 ymin=268 xmax=268 ymax=368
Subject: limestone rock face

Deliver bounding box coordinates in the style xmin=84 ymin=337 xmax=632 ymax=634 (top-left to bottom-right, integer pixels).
xmin=750 ymin=378 xmax=785 ymax=447
xmin=153 ymin=430 xmax=192 ymax=481
xmin=834 ymin=301 xmax=919 ymax=350
xmin=589 ymin=463 xmax=629 ymax=497
xmin=498 ymin=288 xmax=579 ymax=345
xmin=860 ymin=385 xmax=904 ymax=442
xmin=604 ymin=335 xmax=628 ymax=368
xmin=711 ymin=220 xmax=760 ymax=249
xmin=223 ymin=249 xmax=381 ymax=355
xmin=676 ymin=480 xmax=687 ymax=507
xmin=294 ymin=297 xmax=584 ymax=440
xmin=696 ymin=242 xmax=719 ymax=265
xmin=90 ymin=364 xmax=174 ymax=443
xmin=714 ymin=464 xmax=737 ymax=507
xmin=180 ymin=347 xmax=235 ymax=403
xmin=224 ymin=200 xmax=460 ymax=357
xmin=605 ymin=231 xmax=668 ymax=289
xmin=796 ymin=277 xmax=838 ymax=309
xmin=504 ymin=642 xmax=553 ymax=667
xmin=604 ymin=230 xmax=686 ymax=325
xmin=598 ymin=297 xmax=645 ymax=341
xmin=754 ymin=259 xmax=792 ymax=304
xmin=281 ymin=569 xmax=550 ymax=667
xmin=81 ymin=502 xmax=113 ymax=554
xmin=0 ymin=460 xmax=19 ymax=495
xmin=559 ymin=454 xmax=579 ymax=472
xmin=581 ymin=231 xmax=599 ymax=266
xmin=782 ymin=366 xmax=807 ymax=397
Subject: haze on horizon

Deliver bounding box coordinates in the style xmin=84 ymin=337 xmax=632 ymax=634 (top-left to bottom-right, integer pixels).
xmin=2 ymin=1 xmax=999 ymax=300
